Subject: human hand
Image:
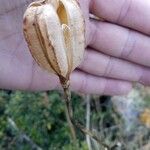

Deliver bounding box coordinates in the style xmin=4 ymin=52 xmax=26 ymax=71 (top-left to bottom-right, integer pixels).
xmin=0 ymin=0 xmax=149 ymax=95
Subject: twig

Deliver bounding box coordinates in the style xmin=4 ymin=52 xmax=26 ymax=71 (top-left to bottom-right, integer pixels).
xmin=85 ymin=95 xmax=92 ymax=150
xmin=59 ymin=76 xmax=77 ymax=146
xmin=60 ymin=77 xmax=110 ymax=150
xmin=74 ymin=121 xmax=110 ymax=149
xmin=8 ymin=118 xmax=42 ymax=150
xmin=141 ymin=143 xmax=150 ymax=150
xmin=64 ymin=89 xmax=77 ymax=141
xmin=61 ymin=79 xmax=77 ymax=143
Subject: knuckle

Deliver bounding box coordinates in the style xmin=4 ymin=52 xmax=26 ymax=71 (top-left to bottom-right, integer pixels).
xmin=116 ymin=0 xmax=133 ymax=23
xmin=121 ymin=29 xmax=136 ymax=58
xmin=79 ymin=73 xmax=88 ymax=93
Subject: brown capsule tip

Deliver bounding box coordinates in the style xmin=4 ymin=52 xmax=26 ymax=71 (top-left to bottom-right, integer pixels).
xmin=23 ymin=28 xmax=27 ymax=32
xmin=23 ymin=17 xmax=27 ymax=25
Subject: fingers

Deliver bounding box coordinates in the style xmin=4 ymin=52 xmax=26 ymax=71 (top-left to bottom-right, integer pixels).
xmin=70 ymin=70 xmax=132 ymax=95
xmin=88 ymin=20 xmax=150 ymax=67
xmin=0 ymin=41 xmax=132 ymax=95
xmin=79 ymin=49 xmax=140 ymax=81
xmin=79 ymin=49 xmax=150 ymax=86
xmin=90 ymin=0 xmax=150 ymax=35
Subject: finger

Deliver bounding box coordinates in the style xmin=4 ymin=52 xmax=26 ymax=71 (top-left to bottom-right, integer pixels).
xmin=70 ymin=70 xmax=132 ymax=95
xmin=79 ymin=49 xmax=150 ymax=85
xmin=89 ymin=20 xmax=150 ymax=67
xmin=90 ymin=0 xmax=150 ymax=35
xmin=1 ymin=49 xmax=132 ymax=95
xmin=29 ymin=66 xmax=132 ymax=95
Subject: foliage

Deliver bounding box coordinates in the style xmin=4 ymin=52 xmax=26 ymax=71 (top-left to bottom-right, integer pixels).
xmin=0 ymin=90 xmax=88 ymax=150
xmin=0 ymin=89 xmax=149 ymax=150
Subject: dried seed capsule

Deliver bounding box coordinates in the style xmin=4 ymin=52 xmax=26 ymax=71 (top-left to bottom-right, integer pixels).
xmin=23 ymin=0 xmax=85 ymax=80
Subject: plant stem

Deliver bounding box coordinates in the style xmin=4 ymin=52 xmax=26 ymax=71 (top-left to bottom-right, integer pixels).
xmin=85 ymin=95 xmax=92 ymax=150
xmin=63 ymin=85 xmax=77 ymax=142
xmin=59 ymin=77 xmax=110 ymax=150
xmin=60 ymin=77 xmax=77 ymax=143
xmin=73 ymin=121 xmax=110 ymax=150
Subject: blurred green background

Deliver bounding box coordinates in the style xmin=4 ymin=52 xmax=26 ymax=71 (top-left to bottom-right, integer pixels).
xmin=0 ymin=88 xmax=150 ymax=150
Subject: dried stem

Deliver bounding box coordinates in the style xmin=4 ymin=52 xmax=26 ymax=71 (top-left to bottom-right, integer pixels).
xmin=63 ymin=86 xmax=77 ymax=142
xmin=85 ymin=95 xmax=92 ymax=150
xmin=60 ymin=77 xmax=77 ymax=143
xmin=59 ymin=77 xmax=110 ymax=150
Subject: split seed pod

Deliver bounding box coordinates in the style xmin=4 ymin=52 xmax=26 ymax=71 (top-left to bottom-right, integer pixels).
xmin=23 ymin=0 xmax=85 ymax=84
xmin=23 ymin=1 xmax=104 ymax=143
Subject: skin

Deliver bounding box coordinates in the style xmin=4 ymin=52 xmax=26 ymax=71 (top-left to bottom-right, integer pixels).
xmin=0 ymin=0 xmax=150 ymax=95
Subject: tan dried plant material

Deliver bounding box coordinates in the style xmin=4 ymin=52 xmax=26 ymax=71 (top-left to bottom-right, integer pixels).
xmin=23 ymin=0 xmax=85 ymax=84
xmin=23 ymin=0 xmax=86 ymax=144
xmin=23 ymin=0 xmax=110 ymax=149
